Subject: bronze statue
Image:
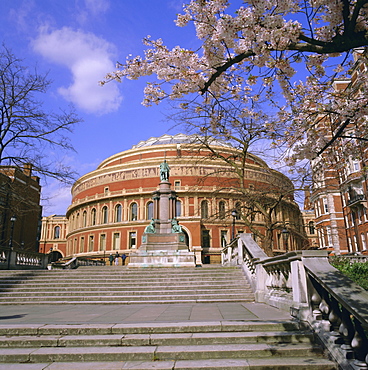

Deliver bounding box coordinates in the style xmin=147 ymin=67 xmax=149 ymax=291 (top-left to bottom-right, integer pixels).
xmin=144 ymin=219 xmax=155 ymax=233
xmin=160 ymin=160 xmax=170 ymax=181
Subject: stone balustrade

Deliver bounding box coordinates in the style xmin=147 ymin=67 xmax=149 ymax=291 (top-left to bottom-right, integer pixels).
xmin=222 ymin=233 xmax=368 ymax=369
xmin=51 ymin=256 xmax=106 ymax=269
xmin=0 ymin=247 xmax=49 ymax=270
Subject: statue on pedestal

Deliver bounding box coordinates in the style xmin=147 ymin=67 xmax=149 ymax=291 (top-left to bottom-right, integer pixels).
xmin=160 ymin=160 xmax=170 ymax=181
xmin=171 ymin=218 xmax=182 ymax=233
xmin=144 ymin=219 xmax=155 ymax=233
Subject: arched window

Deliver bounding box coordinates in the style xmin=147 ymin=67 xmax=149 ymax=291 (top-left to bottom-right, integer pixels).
xmin=201 ymin=200 xmax=208 ymax=219
xmin=102 ymin=206 xmax=108 ymax=224
xmin=309 ymin=221 xmax=315 ymax=234
xmin=76 ymin=213 xmax=80 ymax=228
xmin=130 ymin=202 xmax=138 ymax=221
xmin=115 ymin=204 xmax=122 ymax=222
xmin=176 ymin=200 xmax=182 ymax=217
xmin=91 ymin=208 xmax=96 ymax=226
xmin=54 ymin=226 xmax=60 ymax=239
xmin=82 ymin=211 xmax=87 ymax=227
xmin=219 ymin=201 xmax=226 ymax=219
xmin=146 ymin=201 xmax=154 ymax=220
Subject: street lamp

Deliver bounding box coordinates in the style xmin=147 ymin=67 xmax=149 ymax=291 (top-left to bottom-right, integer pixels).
xmin=281 ymin=227 xmax=289 ymax=252
xmin=9 ymin=215 xmax=17 ymax=249
xmin=231 ymin=209 xmax=238 ymax=240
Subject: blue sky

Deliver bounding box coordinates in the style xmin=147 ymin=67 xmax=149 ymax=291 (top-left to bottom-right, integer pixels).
xmin=1 ymin=0 xmax=201 ymax=216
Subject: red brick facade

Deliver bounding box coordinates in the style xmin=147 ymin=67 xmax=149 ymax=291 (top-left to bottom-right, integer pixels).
xmin=0 ymin=164 xmax=42 ymax=252
xmin=40 ymin=134 xmax=306 ymax=263
xmin=310 ymin=49 xmax=368 ymax=254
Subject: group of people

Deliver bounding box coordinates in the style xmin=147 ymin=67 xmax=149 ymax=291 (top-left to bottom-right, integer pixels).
xmin=108 ymin=252 xmax=127 ymax=266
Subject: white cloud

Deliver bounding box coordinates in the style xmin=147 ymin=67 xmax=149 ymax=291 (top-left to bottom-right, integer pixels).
xmin=84 ymin=0 xmax=110 ymax=16
xmin=32 ymin=26 xmax=122 ymax=115
xmin=41 ymin=183 xmax=71 ymax=216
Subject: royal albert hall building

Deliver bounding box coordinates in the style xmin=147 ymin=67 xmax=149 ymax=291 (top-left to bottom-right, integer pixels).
xmin=40 ymin=134 xmax=306 ymax=264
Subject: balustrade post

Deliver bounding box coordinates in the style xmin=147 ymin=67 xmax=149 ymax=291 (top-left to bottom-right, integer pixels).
xmin=290 ymin=260 xmax=309 ymax=320
xmin=328 ymin=296 xmax=342 ymax=343
xmin=237 ymin=237 xmax=243 ymax=264
xmin=228 ymin=246 xmax=232 ymax=264
xmin=339 ymin=306 xmax=355 ymax=359
xmin=351 ymin=319 xmax=368 ymax=368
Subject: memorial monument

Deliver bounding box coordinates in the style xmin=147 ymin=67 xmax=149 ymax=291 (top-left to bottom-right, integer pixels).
xmin=128 ymin=160 xmax=196 ymax=267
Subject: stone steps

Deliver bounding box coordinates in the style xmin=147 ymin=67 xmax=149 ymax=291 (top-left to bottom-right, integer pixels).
xmin=0 ymin=266 xmax=255 ymax=304
xmin=0 ymin=321 xmax=337 ymax=368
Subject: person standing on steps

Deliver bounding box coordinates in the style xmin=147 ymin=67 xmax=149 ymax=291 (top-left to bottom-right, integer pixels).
xmin=108 ymin=254 xmax=114 ymax=266
xmin=114 ymin=251 xmax=120 ymax=266
xmin=121 ymin=253 xmax=127 ymax=266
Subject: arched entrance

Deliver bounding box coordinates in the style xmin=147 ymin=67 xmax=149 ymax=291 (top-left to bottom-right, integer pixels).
xmin=48 ymin=250 xmax=62 ymax=263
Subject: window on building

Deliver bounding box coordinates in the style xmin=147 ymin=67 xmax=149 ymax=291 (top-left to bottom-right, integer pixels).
xmin=76 ymin=213 xmax=80 ymax=229
xmin=353 ymin=235 xmax=358 ymax=251
xmin=91 ymin=208 xmax=96 ymax=226
xmin=113 ymin=233 xmax=120 ymax=250
xmin=352 ymin=160 xmax=360 ymax=172
xmin=88 ymin=235 xmax=94 ymax=252
xmin=308 ymin=221 xmax=315 ymax=235
xmin=80 ymin=236 xmax=85 ymax=253
xmin=221 ymin=230 xmax=228 ymax=248
xmin=82 ymin=211 xmax=87 ymax=227
xmin=115 ymin=204 xmax=122 ymax=222
xmin=319 ymin=228 xmax=325 ymax=248
xmin=327 ymin=226 xmax=332 ymax=246
xmin=219 ymin=201 xmax=226 ymax=219
xmin=202 ymin=229 xmax=210 ymax=248
xmin=102 ymin=206 xmax=108 ymax=224
xmin=361 ymin=233 xmax=367 ymax=251
xmin=129 ymin=231 xmax=137 ymax=248
xmin=104 ymin=187 xmax=109 ymax=194
xmin=201 ymin=200 xmax=209 ymax=219
xmin=99 ymin=234 xmax=106 ymax=251
xmin=174 ymin=180 xmax=181 ymax=190
xmin=146 ymin=201 xmax=154 ymax=220
xmin=130 ymin=203 xmax=138 ymax=221
xmin=323 ymin=198 xmax=329 ymax=213
xmin=54 ymin=226 xmax=60 ymax=239
xmin=176 ymin=200 xmax=182 ymax=217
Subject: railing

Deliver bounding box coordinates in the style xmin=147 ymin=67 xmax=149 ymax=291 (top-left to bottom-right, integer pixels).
xmin=51 ymin=256 xmax=106 ymax=269
xmin=223 ymin=234 xmax=368 ymax=369
xmin=348 ymin=194 xmax=366 ymax=206
xmin=0 ymin=247 xmax=49 ymax=270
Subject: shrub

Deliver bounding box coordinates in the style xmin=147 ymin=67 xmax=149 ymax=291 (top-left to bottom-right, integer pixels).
xmin=330 ymin=257 xmax=368 ymax=290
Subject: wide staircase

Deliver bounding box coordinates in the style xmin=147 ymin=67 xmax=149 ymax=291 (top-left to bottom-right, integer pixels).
xmin=0 ymin=266 xmax=337 ymax=369
xmin=0 ymin=266 xmax=254 ymax=304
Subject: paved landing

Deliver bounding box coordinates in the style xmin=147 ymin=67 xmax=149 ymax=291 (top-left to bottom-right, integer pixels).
xmin=0 ymin=302 xmax=291 ymax=325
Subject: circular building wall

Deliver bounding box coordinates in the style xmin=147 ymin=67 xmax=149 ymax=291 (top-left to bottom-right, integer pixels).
xmin=65 ymin=134 xmax=305 ymax=263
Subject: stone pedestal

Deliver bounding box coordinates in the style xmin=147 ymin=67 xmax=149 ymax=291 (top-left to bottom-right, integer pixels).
xmin=128 ymin=177 xmax=195 ymax=268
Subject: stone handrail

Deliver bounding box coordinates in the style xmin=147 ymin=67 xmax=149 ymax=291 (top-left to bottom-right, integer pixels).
xmin=51 ymin=256 xmax=106 ymax=269
xmin=222 ymin=233 xmax=368 ymax=369
xmin=0 ymin=247 xmax=48 ymax=270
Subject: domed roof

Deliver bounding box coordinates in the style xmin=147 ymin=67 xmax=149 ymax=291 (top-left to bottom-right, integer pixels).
xmin=131 ymin=133 xmax=231 ymax=149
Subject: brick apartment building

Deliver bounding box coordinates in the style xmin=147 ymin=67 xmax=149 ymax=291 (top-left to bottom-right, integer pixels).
xmin=0 ymin=164 xmax=42 ymax=252
xmin=310 ymin=48 xmax=368 ymax=254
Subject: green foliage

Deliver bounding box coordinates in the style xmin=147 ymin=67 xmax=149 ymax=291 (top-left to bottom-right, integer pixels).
xmin=330 ymin=257 xmax=368 ymax=290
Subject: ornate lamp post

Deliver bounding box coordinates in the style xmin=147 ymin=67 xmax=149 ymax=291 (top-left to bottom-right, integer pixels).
xmin=231 ymin=209 xmax=238 ymax=240
xmin=9 ymin=215 xmax=17 ymax=249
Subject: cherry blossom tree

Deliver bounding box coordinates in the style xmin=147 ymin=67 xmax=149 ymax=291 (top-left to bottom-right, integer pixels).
xmin=104 ymin=0 xmax=368 ymax=163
